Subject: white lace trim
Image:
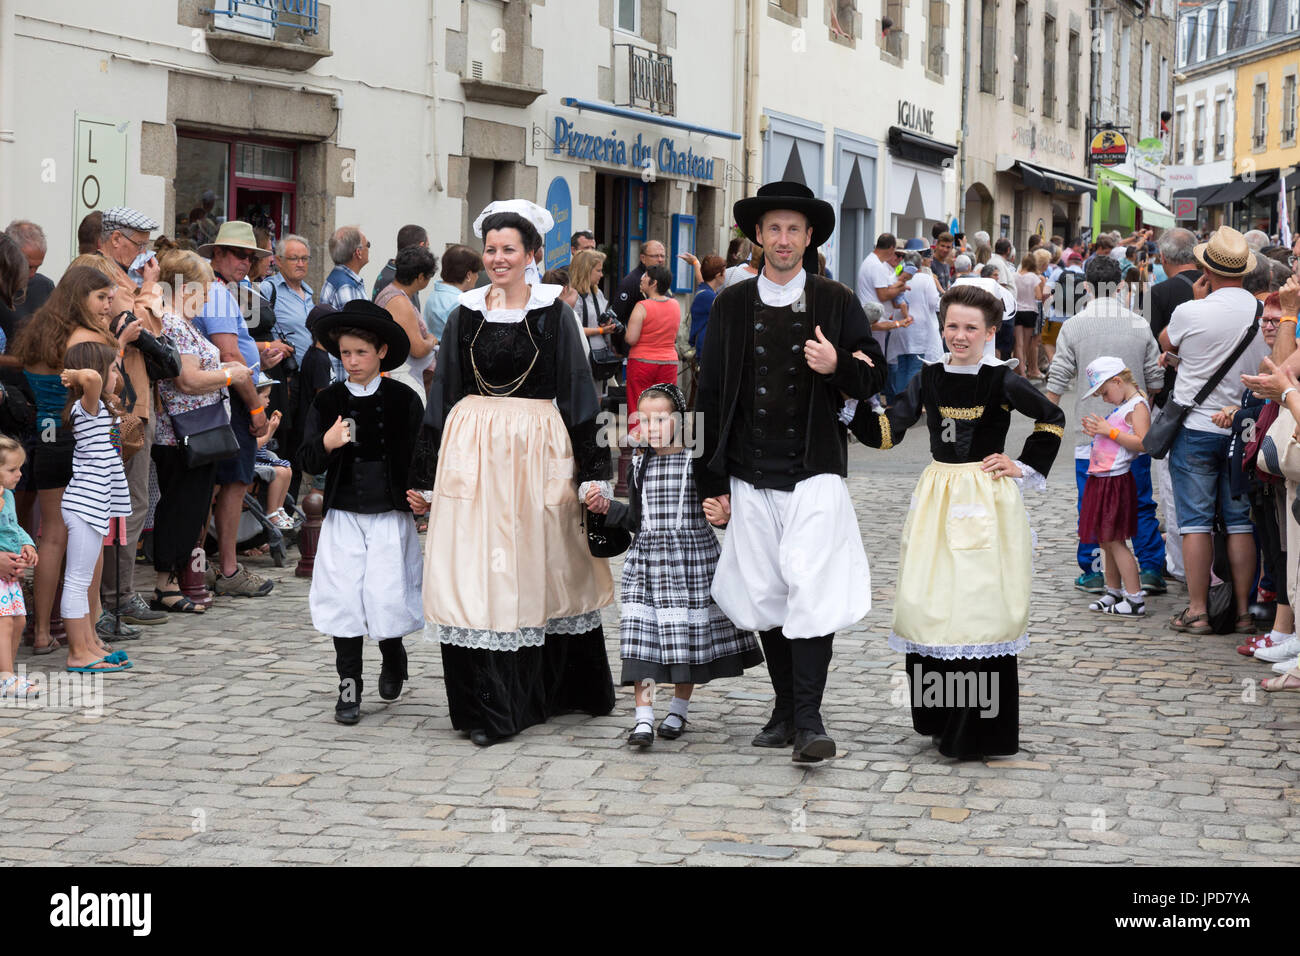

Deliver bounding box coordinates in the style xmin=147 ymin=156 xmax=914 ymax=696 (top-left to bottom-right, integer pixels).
xmin=1012 ymin=460 xmax=1047 ymax=492
xmin=621 ymin=601 xmax=731 ymax=626
xmin=888 ymin=631 xmax=1029 ymax=660
xmin=577 ymin=480 xmax=613 ymax=502
xmin=426 ymin=610 xmax=604 ymax=651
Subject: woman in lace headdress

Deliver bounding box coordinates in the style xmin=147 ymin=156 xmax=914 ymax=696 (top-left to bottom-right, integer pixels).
xmin=409 ymin=200 xmax=615 ymax=746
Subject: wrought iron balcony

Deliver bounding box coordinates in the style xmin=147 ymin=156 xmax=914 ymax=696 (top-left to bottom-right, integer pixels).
xmin=203 ymin=0 xmax=319 ymax=38
xmin=613 ymin=44 xmax=676 ymax=117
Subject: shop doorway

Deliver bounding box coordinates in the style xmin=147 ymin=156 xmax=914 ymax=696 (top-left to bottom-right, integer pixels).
xmin=594 ymin=173 xmax=649 ymax=295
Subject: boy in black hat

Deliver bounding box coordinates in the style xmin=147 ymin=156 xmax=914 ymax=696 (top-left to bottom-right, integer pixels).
xmin=696 ymin=180 xmax=886 ymax=763
xmin=299 ymin=300 xmax=426 ymax=724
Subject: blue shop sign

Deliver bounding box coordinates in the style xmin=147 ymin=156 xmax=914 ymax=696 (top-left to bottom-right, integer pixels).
xmin=544 ymin=177 xmax=573 ymax=271
xmin=550 ymin=115 xmax=716 ymax=183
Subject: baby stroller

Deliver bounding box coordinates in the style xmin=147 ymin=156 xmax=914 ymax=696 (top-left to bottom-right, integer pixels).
xmin=205 ymin=483 xmax=303 ymax=569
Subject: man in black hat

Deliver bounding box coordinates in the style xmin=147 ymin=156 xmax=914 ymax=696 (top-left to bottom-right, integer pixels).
xmin=696 ymin=181 xmax=886 ymax=763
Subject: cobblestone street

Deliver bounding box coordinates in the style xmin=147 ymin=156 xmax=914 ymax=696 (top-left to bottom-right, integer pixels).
xmin=3 ymin=399 xmax=1298 ymax=867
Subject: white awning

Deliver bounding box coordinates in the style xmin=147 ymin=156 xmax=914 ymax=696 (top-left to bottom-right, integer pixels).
xmin=1110 ymin=180 xmax=1176 ymax=229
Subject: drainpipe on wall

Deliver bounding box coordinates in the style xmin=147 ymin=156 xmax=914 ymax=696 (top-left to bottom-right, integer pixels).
xmin=958 ymin=0 xmax=974 ymax=231
xmin=0 ymin=0 xmax=14 ymax=221
xmin=743 ymin=0 xmax=760 ymax=199
xmin=425 ymin=0 xmax=443 ymax=194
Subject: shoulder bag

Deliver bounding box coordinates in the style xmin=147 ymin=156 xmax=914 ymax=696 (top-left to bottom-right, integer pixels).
xmin=171 ymin=399 xmax=239 ymax=468
xmin=1142 ymin=313 xmax=1259 ymax=460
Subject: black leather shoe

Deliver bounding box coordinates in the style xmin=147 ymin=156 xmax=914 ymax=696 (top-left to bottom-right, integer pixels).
xmin=656 ymin=715 xmax=687 ymax=740
xmin=791 ymin=730 xmax=836 ymax=763
xmin=628 ymin=721 xmax=654 ymax=748
xmin=469 ymin=729 xmax=510 ymax=747
xmin=378 ymin=671 xmax=404 ymax=702
xmin=752 ymin=719 xmax=796 ymax=748
xmin=334 ymin=677 xmax=362 ymax=725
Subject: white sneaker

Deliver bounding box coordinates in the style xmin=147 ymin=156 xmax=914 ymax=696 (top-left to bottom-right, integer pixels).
xmin=1272 ymin=656 xmax=1300 ymax=674
xmin=1256 ymin=635 xmax=1300 ymax=663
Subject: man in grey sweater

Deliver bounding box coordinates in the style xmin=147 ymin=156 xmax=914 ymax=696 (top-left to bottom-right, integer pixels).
xmin=1046 ymin=255 xmax=1167 ymax=595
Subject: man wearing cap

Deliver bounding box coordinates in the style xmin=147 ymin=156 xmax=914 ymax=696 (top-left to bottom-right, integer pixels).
xmin=1159 ymin=227 xmax=1269 ymax=636
xmin=97 ymin=206 xmax=170 ymax=633
xmin=696 ymin=181 xmax=886 ymax=764
xmin=195 ymin=221 xmax=274 ymax=599
xmin=1045 ymin=254 xmax=1166 ymax=597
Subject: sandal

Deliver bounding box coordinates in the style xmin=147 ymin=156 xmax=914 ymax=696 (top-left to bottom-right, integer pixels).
xmin=0 ymin=675 xmax=39 ymax=699
xmin=1170 ymin=607 xmax=1212 ymax=634
xmin=66 ymin=655 xmax=130 ymax=674
xmin=1262 ymin=669 xmax=1300 ymax=692
xmin=1235 ymin=612 xmax=1257 ymax=635
xmin=150 ymin=589 xmax=206 ymax=614
xmin=31 ymin=635 xmax=66 ymax=656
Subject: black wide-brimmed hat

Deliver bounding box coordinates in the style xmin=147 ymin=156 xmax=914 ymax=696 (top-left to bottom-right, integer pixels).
xmin=733 ymin=181 xmax=836 ymax=250
xmin=314 ymin=299 xmax=411 ymax=372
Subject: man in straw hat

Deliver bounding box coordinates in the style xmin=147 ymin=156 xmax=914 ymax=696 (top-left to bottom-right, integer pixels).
xmin=195 ymin=220 xmax=277 ymax=599
xmin=1158 ymin=226 xmax=1269 ymax=637
xmin=696 ymin=181 xmax=886 ymax=763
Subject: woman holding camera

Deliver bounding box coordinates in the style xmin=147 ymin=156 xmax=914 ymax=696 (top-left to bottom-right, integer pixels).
xmin=569 ymin=249 xmax=620 ymax=397
xmin=11 ymin=265 xmax=141 ymax=654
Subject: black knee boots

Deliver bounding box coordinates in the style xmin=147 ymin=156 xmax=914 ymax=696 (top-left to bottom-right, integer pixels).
xmin=378 ymin=638 xmax=408 ymax=702
xmin=334 ymin=637 xmax=363 ymax=725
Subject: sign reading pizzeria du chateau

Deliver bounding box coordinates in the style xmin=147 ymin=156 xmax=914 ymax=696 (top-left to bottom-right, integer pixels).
xmin=547 ymin=112 xmax=717 ymax=183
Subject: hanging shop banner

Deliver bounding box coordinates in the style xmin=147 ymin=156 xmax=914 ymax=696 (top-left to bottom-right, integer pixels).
xmin=72 ymin=114 xmax=128 ymax=259
xmin=1090 ymin=129 xmax=1129 ymax=168
xmin=543 ymin=176 xmax=573 ymax=271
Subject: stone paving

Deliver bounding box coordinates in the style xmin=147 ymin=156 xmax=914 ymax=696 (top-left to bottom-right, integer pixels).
xmin=3 ymin=396 xmax=1300 ymax=866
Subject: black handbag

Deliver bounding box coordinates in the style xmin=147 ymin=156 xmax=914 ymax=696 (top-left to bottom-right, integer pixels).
xmin=585 ymin=507 xmax=630 ymax=558
xmin=1143 ymin=313 xmax=1259 ymax=460
xmin=589 ymin=346 xmax=623 ymax=381
xmin=171 ymin=400 xmax=239 ymax=468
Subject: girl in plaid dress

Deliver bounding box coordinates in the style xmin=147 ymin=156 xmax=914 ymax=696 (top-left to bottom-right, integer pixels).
xmin=586 ymin=384 xmax=762 ymax=748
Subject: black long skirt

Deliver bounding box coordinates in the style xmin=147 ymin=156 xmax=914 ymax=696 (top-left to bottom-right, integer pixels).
xmin=905 ymin=652 xmax=1019 ymax=759
xmin=440 ymin=626 xmax=616 ymax=738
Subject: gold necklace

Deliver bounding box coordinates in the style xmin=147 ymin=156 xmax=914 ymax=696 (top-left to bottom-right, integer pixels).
xmin=469 ymin=313 xmax=540 ymax=397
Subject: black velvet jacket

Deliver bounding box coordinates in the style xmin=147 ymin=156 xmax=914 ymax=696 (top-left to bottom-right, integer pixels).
xmin=848 ymin=360 xmax=1066 ymax=477
xmin=299 ymin=378 xmax=425 ymax=516
xmin=409 ymin=298 xmax=609 ymax=490
xmin=693 ymin=273 xmax=887 ymax=499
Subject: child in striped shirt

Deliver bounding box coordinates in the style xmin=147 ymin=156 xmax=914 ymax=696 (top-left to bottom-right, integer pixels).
xmin=60 ymin=342 xmax=133 ymax=675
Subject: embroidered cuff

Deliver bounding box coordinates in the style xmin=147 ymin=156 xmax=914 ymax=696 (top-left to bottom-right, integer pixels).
xmin=577 ymin=480 xmax=613 ymax=502
xmin=1012 ymin=461 xmax=1046 ymax=492
xmin=838 ymin=398 xmax=859 ymax=425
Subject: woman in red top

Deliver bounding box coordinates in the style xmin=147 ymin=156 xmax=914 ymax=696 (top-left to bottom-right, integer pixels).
xmin=625 ymin=265 xmax=680 ymax=429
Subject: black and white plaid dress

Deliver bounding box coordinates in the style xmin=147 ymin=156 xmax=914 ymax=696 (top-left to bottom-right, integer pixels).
xmin=619 ymin=450 xmax=763 ymax=685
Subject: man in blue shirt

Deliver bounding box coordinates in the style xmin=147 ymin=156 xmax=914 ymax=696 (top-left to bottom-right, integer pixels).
xmin=260 ymin=234 xmax=315 ymax=358
xmin=195 ymin=221 xmax=274 ymax=599
xmin=320 ymin=225 xmax=369 ymax=379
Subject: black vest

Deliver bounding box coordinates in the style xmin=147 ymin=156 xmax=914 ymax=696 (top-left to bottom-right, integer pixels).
xmin=726 ymin=298 xmax=816 ymax=490
xmin=331 ymin=389 xmax=393 ymax=514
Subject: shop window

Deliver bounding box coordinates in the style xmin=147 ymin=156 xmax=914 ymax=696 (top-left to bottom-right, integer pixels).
xmin=1067 ymin=30 xmax=1080 ymax=128
xmin=174 ymin=133 xmax=296 ymax=247
xmin=979 ymin=0 xmax=997 ymax=93
xmin=1012 ymin=1 xmax=1028 ymax=108
xmin=1042 ymin=15 xmax=1056 ymax=118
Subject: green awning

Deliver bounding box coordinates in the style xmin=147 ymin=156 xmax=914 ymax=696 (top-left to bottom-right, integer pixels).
xmin=1109 ymin=180 xmax=1176 ymax=229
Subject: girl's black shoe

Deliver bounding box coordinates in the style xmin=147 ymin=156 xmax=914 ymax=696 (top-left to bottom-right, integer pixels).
xmin=656 ymin=715 xmax=687 ymax=740
xmin=628 ymin=720 xmax=654 ymax=748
